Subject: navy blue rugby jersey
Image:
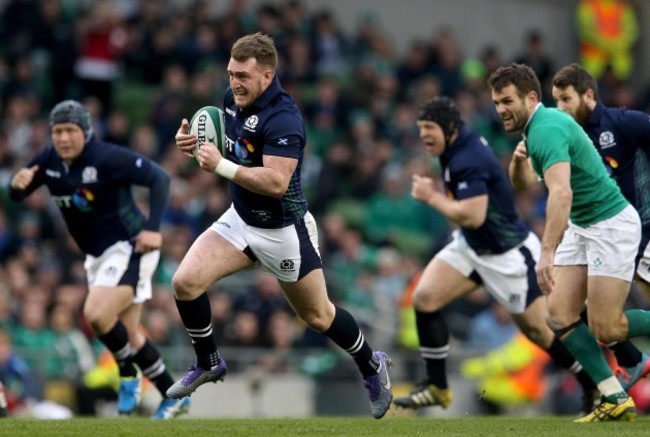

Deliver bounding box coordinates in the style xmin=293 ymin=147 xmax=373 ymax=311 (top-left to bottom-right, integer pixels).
xmin=583 ymin=103 xmax=650 ymax=233
xmin=222 ymin=76 xmax=308 ymax=228
xmin=8 ymin=138 xmax=170 ymax=257
xmin=439 ymin=125 xmax=528 ymax=254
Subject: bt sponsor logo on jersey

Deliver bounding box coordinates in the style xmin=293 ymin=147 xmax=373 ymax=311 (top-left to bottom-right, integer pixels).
xmin=53 ymin=188 xmax=95 ymax=212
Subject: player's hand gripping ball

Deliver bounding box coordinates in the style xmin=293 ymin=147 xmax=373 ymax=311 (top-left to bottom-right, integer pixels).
xmin=188 ymin=106 xmax=227 ymax=159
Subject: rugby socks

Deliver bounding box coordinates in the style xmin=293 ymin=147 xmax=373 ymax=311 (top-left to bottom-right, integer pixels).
xmin=415 ymin=310 xmax=449 ymax=389
xmin=561 ymin=321 xmax=627 ymax=403
xmin=98 ymin=321 xmax=137 ymax=377
xmin=175 ymin=293 xmax=221 ymax=370
xmin=607 ymin=341 xmax=643 ymax=367
xmin=132 ymin=339 xmax=175 ymax=396
xmin=582 ymin=309 xmax=643 ymax=367
xmin=624 ymin=309 xmax=650 ymax=338
xmin=545 ymin=338 xmax=597 ymax=392
xmin=322 ymin=305 xmax=378 ymax=378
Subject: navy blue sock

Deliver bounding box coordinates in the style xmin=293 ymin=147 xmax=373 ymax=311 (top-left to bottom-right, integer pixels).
xmin=132 ymin=339 xmax=175 ymax=396
xmin=323 ymin=305 xmax=378 ymax=377
xmin=415 ymin=310 xmax=449 ymax=389
xmin=98 ymin=321 xmax=137 ymax=377
xmin=175 ymin=293 xmax=220 ymax=370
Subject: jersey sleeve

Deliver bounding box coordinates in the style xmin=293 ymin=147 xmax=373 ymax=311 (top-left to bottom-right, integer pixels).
xmin=262 ymin=110 xmax=305 ymax=159
xmin=106 ymin=147 xmax=171 ymax=231
xmin=529 ymin=128 xmax=571 ymax=174
xmin=450 ymin=159 xmax=489 ymax=201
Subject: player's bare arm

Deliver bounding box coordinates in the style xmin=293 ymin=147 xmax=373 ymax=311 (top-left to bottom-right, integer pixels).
xmin=509 ymin=141 xmax=539 ymax=190
xmin=537 ymin=162 xmax=572 ymax=294
xmin=196 ymin=143 xmax=296 ymax=198
xmin=411 ymin=174 xmax=487 ymax=229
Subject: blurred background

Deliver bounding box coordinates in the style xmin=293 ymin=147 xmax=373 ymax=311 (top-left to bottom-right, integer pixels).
xmin=1 ymin=0 xmax=650 ymax=419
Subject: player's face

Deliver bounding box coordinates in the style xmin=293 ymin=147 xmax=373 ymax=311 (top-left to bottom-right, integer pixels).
xmin=417 ymin=120 xmax=446 ymax=156
xmin=227 ymin=57 xmax=274 ymax=109
xmin=552 ymin=85 xmax=592 ymax=125
xmin=491 ymin=84 xmax=532 ymax=133
xmin=51 ymin=123 xmax=86 ymax=162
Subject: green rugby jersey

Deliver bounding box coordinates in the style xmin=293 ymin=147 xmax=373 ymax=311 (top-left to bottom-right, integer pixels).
xmin=524 ymin=104 xmax=628 ymax=227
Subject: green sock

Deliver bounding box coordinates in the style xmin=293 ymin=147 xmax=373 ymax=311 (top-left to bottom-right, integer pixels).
xmin=561 ymin=321 xmax=613 ymax=384
xmin=604 ymin=391 xmax=628 ymax=405
xmin=625 ymin=309 xmax=650 ymax=338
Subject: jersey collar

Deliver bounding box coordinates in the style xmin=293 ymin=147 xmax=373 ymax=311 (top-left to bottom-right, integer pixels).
xmin=250 ymin=75 xmax=283 ymax=110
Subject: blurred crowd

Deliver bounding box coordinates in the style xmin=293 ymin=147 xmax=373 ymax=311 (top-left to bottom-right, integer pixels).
xmin=0 ymin=0 xmax=649 ymax=417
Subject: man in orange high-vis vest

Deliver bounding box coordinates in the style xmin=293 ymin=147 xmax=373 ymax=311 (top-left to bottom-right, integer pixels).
xmin=577 ymin=0 xmax=639 ymax=80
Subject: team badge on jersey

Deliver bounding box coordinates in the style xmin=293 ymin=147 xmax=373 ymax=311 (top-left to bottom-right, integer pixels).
xmin=599 ymin=131 xmax=616 ymax=149
xmin=244 ymin=115 xmax=259 ymax=132
xmin=82 ymin=166 xmax=98 ymax=183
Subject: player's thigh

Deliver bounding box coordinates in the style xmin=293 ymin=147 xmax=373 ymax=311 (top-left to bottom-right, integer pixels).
xmin=545 ymin=265 xmax=588 ymax=330
xmin=413 ymin=255 xmax=478 ymax=311
xmin=279 ymin=268 xmax=334 ymax=330
xmin=84 ymin=284 xmax=135 ymax=330
xmin=173 ymin=229 xmax=253 ymax=296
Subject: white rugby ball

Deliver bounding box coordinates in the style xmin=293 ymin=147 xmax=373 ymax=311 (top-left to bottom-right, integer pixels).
xmin=188 ymin=106 xmax=227 ymax=159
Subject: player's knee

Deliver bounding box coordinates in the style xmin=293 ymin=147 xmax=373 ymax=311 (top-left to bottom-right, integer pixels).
xmin=298 ymin=307 xmax=334 ymax=332
xmin=171 ymin=272 xmax=200 ymax=299
xmin=83 ymin=305 xmax=107 ymax=332
xmin=412 ymin=287 xmax=443 ymax=312
xmin=301 ymin=313 xmax=328 ymax=332
xmin=590 ymin=321 xmax=625 ymax=344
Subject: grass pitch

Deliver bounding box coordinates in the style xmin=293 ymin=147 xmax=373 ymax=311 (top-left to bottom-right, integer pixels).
xmin=1 ymin=416 xmax=649 ymax=437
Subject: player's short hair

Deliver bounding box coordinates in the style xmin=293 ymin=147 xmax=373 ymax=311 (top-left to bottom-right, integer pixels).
xmin=418 ymin=96 xmax=462 ymax=140
xmin=49 ymin=100 xmax=93 ymax=143
xmin=552 ymin=63 xmax=599 ymax=101
xmin=231 ymin=32 xmax=278 ymax=71
xmin=487 ymin=63 xmax=542 ymax=102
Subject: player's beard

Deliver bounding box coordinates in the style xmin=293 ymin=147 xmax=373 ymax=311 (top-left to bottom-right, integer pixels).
xmin=574 ymin=99 xmax=592 ymax=126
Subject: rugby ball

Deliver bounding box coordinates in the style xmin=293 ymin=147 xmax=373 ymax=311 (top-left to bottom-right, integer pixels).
xmin=188 ymin=106 xmax=227 ymax=159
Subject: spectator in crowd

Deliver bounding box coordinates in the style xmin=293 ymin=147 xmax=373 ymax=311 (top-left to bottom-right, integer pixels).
xmin=576 ymin=0 xmax=638 ymax=81
xmin=0 ymin=330 xmax=39 ymax=416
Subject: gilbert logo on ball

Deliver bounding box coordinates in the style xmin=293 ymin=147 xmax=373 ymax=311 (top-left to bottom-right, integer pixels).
xmin=189 ymin=106 xmax=227 ymax=158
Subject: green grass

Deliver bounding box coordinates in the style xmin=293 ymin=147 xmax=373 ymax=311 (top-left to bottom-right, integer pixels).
xmin=1 ymin=416 xmax=649 ymax=437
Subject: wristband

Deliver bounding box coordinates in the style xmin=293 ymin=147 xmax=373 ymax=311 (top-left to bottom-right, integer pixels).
xmin=215 ymin=159 xmax=239 ymax=180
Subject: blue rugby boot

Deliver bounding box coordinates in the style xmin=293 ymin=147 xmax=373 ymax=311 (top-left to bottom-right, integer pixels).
xmin=117 ymin=369 xmax=143 ymax=415
xmin=152 ymin=397 xmax=191 ymax=419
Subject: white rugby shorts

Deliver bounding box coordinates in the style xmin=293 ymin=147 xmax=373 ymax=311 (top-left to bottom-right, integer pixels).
xmin=555 ymin=204 xmax=641 ymax=281
xmin=436 ymin=230 xmax=541 ymax=314
xmin=84 ymin=240 xmax=160 ymax=304
xmin=210 ymin=205 xmax=322 ymax=282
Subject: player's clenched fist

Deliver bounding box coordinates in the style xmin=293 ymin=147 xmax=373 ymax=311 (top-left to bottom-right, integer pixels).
xmin=10 ymin=165 xmax=39 ymax=190
xmin=411 ymin=174 xmax=436 ymax=204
